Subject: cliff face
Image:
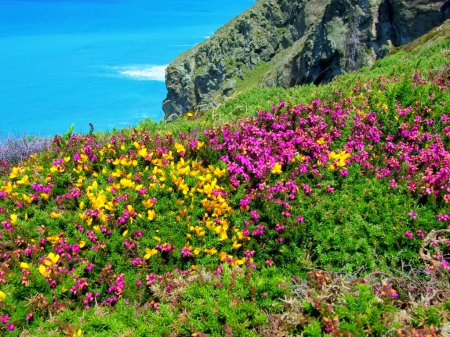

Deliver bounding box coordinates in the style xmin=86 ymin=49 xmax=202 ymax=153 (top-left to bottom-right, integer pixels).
xmin=163 ymin=0 xmax=450 ymax=121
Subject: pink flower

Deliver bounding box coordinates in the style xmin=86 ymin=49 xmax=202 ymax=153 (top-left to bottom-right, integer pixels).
xmin=404 ymin=231 xmax=414 ymax=240
xmin=408 ymin=211 xmax=418 ymax=219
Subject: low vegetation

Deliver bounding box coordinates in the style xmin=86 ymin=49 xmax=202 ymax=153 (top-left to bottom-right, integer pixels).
xmin=0 ymin=22 xmax=450 ymax=336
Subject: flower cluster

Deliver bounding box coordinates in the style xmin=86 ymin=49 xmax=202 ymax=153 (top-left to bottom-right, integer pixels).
xmin=0 ymin=68 xmax=449 ymax=332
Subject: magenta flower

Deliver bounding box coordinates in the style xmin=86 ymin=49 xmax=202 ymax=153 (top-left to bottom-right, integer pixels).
xmin=408 ymin=211 xmax=418 ymax=219
xmin=404 ymin=231 xmax=414 ymax=240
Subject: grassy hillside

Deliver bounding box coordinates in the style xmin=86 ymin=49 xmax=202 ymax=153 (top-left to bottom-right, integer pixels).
xmin=1 ymin=21 xmax=450 ymax=336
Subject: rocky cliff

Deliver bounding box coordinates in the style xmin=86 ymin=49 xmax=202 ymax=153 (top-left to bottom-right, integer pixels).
xmin=163 ymin=0 xmax=450 ymax=121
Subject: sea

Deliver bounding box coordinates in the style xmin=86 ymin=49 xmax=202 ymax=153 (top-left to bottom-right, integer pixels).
xmin=0 ymin=0 xmax=254 ymax=140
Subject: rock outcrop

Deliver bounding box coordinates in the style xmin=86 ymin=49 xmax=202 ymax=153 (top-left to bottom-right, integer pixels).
xmin=163 ymin=0 xmax=450 ymax=121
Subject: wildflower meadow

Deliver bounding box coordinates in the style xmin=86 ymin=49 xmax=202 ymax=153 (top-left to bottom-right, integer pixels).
xmin=0 ymin=22 xmax=450 ymax=337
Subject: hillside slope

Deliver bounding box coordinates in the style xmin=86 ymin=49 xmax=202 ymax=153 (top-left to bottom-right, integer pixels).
xmin=163 ymin=0 xmax=450 ymax=121
xmin=1 ymin=18 xmax=450 ymax=337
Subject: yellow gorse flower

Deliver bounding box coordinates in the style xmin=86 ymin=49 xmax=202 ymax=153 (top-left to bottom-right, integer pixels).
xmin=17 ymin=175 xmax=30 ymax=185
xmin=9 ymin=166 xmax=24 ymax=179
xmin=39 ymin=253 xmax=59 ymax=277
xmin=328 ymin=150 xmax=351 ymax=167
xmin=147 ymin=210 xmax=156 ymax=221
xmin=50 ymin=212 xmax=62 ymax=219
xmin=174 ymin=143 xmax=186 ymax=154
xmin=46 ymin=253 xmax=60 ymax=265
xmin=46 ymin=235 xmax=60 ymax=243
xmin=196 ymin=141 xmax=205 ymax=150
xmin=204 ymin=248 xmax=217 ymax=256
xmin=142 ymin=199 xmax=155 ymax=209
xmin=22 ymin=194 xmax=34 ymax=203
xmin=271 ymin=163 xmax=282 ymax=174
xmin=144 ymin=248 xmax=158 ymax=259
xmin=39 ymin=264 xmax=49 ymax=277
xmin=20 ymin=262 xmax=30 ymax=269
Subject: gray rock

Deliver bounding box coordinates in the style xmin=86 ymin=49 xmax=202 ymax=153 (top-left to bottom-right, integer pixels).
xmin=162 ymin=0 xmax=450 ymax=121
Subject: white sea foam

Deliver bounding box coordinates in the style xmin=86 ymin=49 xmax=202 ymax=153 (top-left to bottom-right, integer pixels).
xmin=117 ymin=65 xmax=168 ymax=81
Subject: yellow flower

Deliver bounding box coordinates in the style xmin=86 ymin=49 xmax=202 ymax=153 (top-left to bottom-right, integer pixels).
xmin=337 ymin=159 xmax=346 ymax=167
xmin=9 ymin=166 xmax=23 ymax=179
xmin=232 ymin=242 xmax=242 ymax=249
xmin=328 ymin=151 xmax=338 ymax=160
xmin=316 ymin=137 xmax=325 ymax=145
xmin=1 ymin=181 xmax=15 ymax=194
xmin=328 ymin=150 xmax=350 ymax=167
xmin=232 ymin=258 xmax=245 ymax=266
xmin=147 ymin=210 xmax=156 ymax=221
xmin=213 ymin=166 xmax=226 ymax=178
xmin=46 ymin=235 xmax=60 ymax=243
xmin=50 ymin=166 xmax=65 ymax=173
xmin=194 ymin=226 xmax=206 ymax=237
xmin=20 ymin=262 xmax=30 ymax=269
xmin=142 ymin=199 xmax=155 ymax=209
xmin=79 ymin=240 xmax=86 ymax=248
xmin=47 ymin=252 xmax=60 ymax=264
xmin=204 ymin=248 xmax=217 ymax=256
xmin=0 ymin=290 xmax=6 ymax=301
xmin=174 ymin=143 xmax=186 ymax=154
xmin=138 ymin=147 xmax=148 ymax=157
xmin=17 ymin=175 xmax=30 ymax=185
xmin=218 ymin=251 xmax=228 ymax=261
xmin=219 ymin=231 xmax=228 ymax=241
xmin=10 ymin=214 xmax=17 ymax=224
xmin=144 ymin=248 xmax=158 ymax=259
xmin=338 ymin=150 xmax=350 ymax=160
xmin=39 ymin=264 xmax=49 ymax=277
xmin=22 ymin=194 xmax=34 ymax=203
xmin=271 ymin=163 xmax=282 ymax=174
xmin=122 ymin=230 xmax=128 ymax=237
xmin=120 ymin=178 xmax=135 ymax=189
xmin=50 ymin=212 xmax=61 ymax=219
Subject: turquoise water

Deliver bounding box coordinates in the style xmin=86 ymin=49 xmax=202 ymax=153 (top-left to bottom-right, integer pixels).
xmin=0 ymin=0 xmax=253 ymax=139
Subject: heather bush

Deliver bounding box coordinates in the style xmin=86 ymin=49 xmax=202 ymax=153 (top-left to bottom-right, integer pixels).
xmin=0 ymin=134 xmax=51 ymax=165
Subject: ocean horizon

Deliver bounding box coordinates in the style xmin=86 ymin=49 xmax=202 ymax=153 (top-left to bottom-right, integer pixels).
xmin=0 ymin=0 xmax=254 ymax=140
